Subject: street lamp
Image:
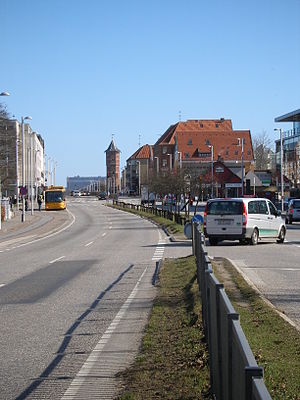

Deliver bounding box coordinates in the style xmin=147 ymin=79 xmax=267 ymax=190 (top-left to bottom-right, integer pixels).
xmin=208 ymin=145 xmax=214 ymax=198
xmin=154 ymin=156 xmax=159 ymax=173
xmin=167 ymin=153 xmax=172 ymax=171
xmin=177 ymin=151 xmax=182 ymax=169
xmin=237 ymin=138 xmax=244 ymax=197
xmin=0 ymin=91 xmax=10 ymax=230
xmin=21 ymin=115 xmax=32 ymax=222
xmin=274 ymin=128 xmax=284 ymax=212
xmin=136 ymin=160 xmax=141 ymax=195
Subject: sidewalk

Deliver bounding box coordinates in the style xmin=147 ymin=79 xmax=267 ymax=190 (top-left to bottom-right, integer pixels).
xmin=0 ymin=207 xmax=72 ymax=242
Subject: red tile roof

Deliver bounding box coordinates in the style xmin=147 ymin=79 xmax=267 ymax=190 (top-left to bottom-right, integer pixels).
xmin=127 ymin=144 xmax=152 ymax=161
xmin=156 ymin=119 xmax=253 ymax=162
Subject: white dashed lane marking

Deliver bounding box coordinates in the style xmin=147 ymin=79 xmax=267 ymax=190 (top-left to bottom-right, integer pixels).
xmin=49 ymin=256 xmax=65 ymax=264
xmin=152 ymin=240 xmax=166 ymax=261
xmin=85 ymin=241 xmax=94 ymax=247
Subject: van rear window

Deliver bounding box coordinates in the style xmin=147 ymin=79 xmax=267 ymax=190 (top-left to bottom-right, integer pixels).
xmin=207 ymin=201 xmax=243 ymax=215
xmin=292 ymin=200 xmax=300 ymax=208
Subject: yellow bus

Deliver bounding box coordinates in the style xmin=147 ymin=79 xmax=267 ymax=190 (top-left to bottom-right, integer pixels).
xmin=45 ymin=186 xmax=67 ymax=210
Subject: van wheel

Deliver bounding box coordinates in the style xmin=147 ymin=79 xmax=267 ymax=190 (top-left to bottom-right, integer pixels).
xmin=249 ymin=229 xmax=259 ymax=245
xmin=277 ymin=227 xmax=286 ymax=243
xmin=209 ymin=238 xmax=218 ymax=246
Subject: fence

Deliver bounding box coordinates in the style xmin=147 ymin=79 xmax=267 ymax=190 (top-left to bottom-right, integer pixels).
xmin=193 ymin=222 xmax=272 ymax=400
xmin=113 ymin=200 xmax=188 ymax=226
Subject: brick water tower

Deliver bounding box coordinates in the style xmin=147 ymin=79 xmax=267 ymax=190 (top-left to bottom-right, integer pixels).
xmin=105 ymin=139 xmax=120 ymax=195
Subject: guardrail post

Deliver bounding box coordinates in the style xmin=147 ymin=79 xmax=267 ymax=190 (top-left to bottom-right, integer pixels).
xmin=245 ymin=366 xmax=263 ymax=400
xmin=227 ymin=312 xmax=239 ymax=400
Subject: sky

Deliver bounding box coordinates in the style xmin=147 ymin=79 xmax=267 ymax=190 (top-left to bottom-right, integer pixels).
xmin=2 ymin=0 xmax=300 ymax=186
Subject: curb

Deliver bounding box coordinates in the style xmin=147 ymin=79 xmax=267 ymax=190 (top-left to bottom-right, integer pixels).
xmin=213 ymin=256 xmax=300 ymax=332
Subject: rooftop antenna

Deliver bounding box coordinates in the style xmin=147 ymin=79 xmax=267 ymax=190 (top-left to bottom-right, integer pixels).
xmin=179 ymin=110 xmax=182 ymax=121
xmin=138 ymin=134 xmax=141 ymax=147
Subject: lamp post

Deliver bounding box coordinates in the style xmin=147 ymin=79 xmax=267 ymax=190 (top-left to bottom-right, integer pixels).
xmin=136 ymin=160 xmax=141 ymax=195
xmin=208 ymin=145 xmax=214 ymax=198
xmin=237 ymin=138 xmax=244 ymax=197
xmin=53 ymin=161 xmax=57 ymax=186
xmin=0 ymin=92 xmax=10 ymax=230
xmin=167 ymin=153 xmax=172 ymax=171
xmin=154 ymin=156 xmax=159 ymax=173
xmin=21 ymin=116 xmax=32 ymax=222
xmin=177 ymin=151 xmax=182 ymax=169
xmin=274 ymin=128 xmax=284 ymax=212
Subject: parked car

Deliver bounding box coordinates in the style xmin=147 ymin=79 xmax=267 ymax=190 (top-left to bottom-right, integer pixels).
xmin=285 ymin=198 xmax=300 ymax=224
xmin=204 ymin=197 xmax=286 ymax=246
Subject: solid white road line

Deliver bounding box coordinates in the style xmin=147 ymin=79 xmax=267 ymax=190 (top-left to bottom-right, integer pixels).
xmin=84 ymin=241 xmax=94 ymax=247
xmin=61 ymin=265 xmax=148 ymax=399
xmin=49 ymin=256 xmax=65 ymax=264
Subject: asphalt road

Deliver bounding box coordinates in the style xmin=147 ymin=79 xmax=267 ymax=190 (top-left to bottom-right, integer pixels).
xmin=0 ymin=197 xmax=191 ymax=400
xmin=206 ymin=222 xmax=300 ymax=329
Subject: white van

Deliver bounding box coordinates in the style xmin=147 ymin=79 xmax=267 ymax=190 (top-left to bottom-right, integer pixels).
xmin=203 ymin=198 xmax=286 ymax=245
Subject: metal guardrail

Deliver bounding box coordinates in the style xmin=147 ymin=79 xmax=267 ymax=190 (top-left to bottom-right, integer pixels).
xmin=113 ymin=200 xmax=188 ymax=226
xmin=193 ymin=223 xmax=272 ymax=400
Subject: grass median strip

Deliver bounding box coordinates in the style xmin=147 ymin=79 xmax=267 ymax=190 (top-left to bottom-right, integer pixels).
xmin=118 ymin=256 xmax=211 ymax=400
xmin=212 ymin=258 xmax=300 ymax=400
xmin=109 ymin=203 xmax=185 ymax=237
xmin=111 ymin=203 xmax=300 ymax=398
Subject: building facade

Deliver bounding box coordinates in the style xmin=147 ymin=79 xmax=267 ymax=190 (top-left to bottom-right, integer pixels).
xmin=275 ymin=109 xmax=300 ymax=188
xmin=0 ymin=118 xmax=45 ymax=198
xmin=125 ymin=144 xmax=153 ymax=195
xmin=66 ymin=176 xmax=105 ymax=193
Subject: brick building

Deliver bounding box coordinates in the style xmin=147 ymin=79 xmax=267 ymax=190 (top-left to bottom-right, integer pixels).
xmin=105 ymin=140 xmax=120 ymax=195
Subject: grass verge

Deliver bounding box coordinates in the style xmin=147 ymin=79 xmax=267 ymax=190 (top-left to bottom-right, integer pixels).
xmin=109 ymin=203 xmax=185 ymax=237
xmin=118 ymin=256 xmax=211 ymax=400
xmin=212 ymin=258 xmax=300 ymax=400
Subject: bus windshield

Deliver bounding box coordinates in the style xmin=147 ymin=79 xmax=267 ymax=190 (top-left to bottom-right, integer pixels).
xmin=45 ymin=191 xmax=64 ymax=203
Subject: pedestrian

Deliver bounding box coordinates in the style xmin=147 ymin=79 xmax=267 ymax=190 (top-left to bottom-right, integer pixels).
xmin=37 ymin=195 xmax=42 ymax=211
xmin=25 ymin=198 xmax=28 ymax=211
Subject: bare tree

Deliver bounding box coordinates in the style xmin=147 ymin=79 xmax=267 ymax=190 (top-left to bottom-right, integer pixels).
xmin=252 ymin=131 xmax=273 ymax=170
xmin=0 ymin=103 xmax=10 ymax=119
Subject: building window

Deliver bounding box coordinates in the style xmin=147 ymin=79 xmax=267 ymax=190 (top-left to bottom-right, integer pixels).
xmin=200 ymin=123 xmax=204 ymax=128
xmin=216 ymin=123 xmax=219 ymax=128
xmin=235 ymin=150 xmax=238 ymax=155
xmin=188 ymin=138 xmax=192 ymax=145
xmin=163 ymin=146 xmax=167 ymax=154
xmin=162 ymin=159 xmax=168 ymax=167
xmin=185 ymin=152 xmax=190 ymax=158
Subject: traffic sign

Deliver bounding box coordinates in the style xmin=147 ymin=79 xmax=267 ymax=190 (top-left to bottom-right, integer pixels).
xmin=192 ymin=214 xmax=203 ymax=224
xmin=184 ymin=222 xmax=192 ymax=239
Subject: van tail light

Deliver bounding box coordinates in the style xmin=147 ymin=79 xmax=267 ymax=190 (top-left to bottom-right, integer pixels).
xmin=242 ymin=202 xmax=247 ymax=225
xmin=204 ymin=203 xmax=208 ymax=227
